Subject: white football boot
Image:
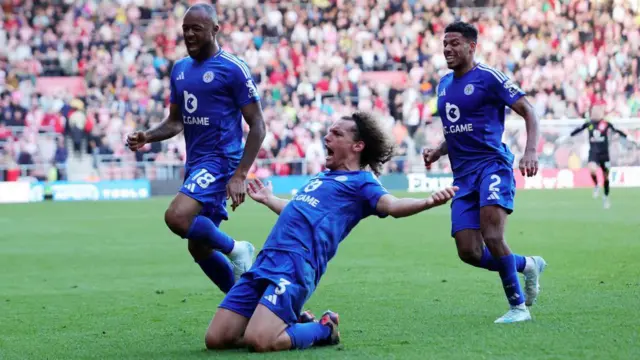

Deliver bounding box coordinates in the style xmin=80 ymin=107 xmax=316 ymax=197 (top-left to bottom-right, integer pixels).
xmin=494 ymin=305 xmax=532 ymax=324
xmin=523 ymin=256 xmax=547 ymax=307
xmin=228 ymin=241 xmax=255 ymax=281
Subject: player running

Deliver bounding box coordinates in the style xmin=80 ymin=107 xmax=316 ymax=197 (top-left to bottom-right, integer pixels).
xmin=423 ymin=21 xmax=546 ymax=324
xmin=204 ymin=112 xmax=458 ymax=352
xmin=557 ymin=101 xmax=639 ymax=208
xmin=126 ymin=3 xmax=266 ymax=294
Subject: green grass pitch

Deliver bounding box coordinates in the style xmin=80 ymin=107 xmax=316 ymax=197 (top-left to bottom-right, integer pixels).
xmin=1 ymin=189 xmax=639 ymax=359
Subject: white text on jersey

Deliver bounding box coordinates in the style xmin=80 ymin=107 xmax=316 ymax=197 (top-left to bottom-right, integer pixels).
xmin=293 ymin=194 xmax=320 ymax=207
xmin=443 ymin=123 xmax=474 ymax=134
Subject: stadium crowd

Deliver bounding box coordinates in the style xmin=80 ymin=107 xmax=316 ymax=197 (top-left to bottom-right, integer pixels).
xmin=1 ymin=0 xmax=640 ymax=180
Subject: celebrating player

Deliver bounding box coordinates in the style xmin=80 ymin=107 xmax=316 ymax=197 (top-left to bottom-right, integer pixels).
xmin=557 ymin=101 xmax=639 ymax=208
xmin=423 ymin=21 xmax=546 ymax=324
xmin=126 ymin=4 xmax=266 ymax=293
xmin=204 ymin=112 xmax=458 ymax=352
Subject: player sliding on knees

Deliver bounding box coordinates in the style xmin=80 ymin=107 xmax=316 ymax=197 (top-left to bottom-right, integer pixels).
xmin=423 ymin=21 xmax=546 ymax=324
xmin=126 ymin=3 xmax=266 ymax=294
xmin=204 ymin=111 xmax=458 ymax=353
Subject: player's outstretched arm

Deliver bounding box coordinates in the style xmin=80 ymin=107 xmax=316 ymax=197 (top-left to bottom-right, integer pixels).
xmin=556 ymin=123 xmax=588 ymax=144
xmin=375 ymin=186 xmax=458 ymax=218
xmin=510 ymin=97 xmax=540 ymax=177
xmin=126 ymin=104 xmax=183 ymax=151
xmin=247 ymin=179 xmax=289 ymax=215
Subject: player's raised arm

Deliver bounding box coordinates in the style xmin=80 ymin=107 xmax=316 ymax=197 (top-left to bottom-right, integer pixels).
xmin=126 ymin=104 xmax=183 ymax=151
xmin=375 ymin=186 xmax=458 ymax=218
xmin=247 ymin=179 xmax=289 ymax=215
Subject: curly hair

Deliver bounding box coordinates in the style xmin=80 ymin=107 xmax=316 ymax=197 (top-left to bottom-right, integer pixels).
xmin=343 ymin=111 xmax=396 ymax=176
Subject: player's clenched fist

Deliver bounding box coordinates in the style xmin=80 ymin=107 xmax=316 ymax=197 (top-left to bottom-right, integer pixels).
xmin=425 ymin=186 xmax=458 ymax=208
xmin=423 ymin=147 xmax=441 ymax=168
xmin=126 ymin=131 xmax=148 ymax=151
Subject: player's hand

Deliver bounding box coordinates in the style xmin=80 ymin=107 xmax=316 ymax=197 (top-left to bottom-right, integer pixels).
xmin=247 ymin=178 xmax=273 ymax=204
xmin=126 ymin=131 xmax=148 ymax=151
xmin=422 ymin=147 xmax=441 ymax=168
xmin=519 ymin=150 xmax=539 ymax=177
xmin=425 ymin=186 xmax=458 ymax=208
xmin=226 ymin=173 xmax=246 ymax=211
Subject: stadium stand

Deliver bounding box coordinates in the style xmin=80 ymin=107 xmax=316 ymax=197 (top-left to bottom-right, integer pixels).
xmin=1 ymin=0 xmax=639 ymax=181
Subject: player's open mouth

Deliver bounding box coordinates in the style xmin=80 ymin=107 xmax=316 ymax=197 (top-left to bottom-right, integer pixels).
xmin=445 ymin=55 xmax=456 ymax=62
xmin=326 ymin=147 xmax=334 ymax=160
xmin=186 ymin=41 xmax=198 ymax=51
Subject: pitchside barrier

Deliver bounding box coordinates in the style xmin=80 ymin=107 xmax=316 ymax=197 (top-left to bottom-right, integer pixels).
xmin=1 ymin=166 xmax=638 ymax=204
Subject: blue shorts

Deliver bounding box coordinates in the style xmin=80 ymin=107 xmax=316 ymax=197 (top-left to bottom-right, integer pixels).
xmin=218 ymin=250 xmax=316 ymax=325
xmin=179 ymin=161 xmax=236 ymax=225
xmin=450 ymin=161 xmax=515 ymax=237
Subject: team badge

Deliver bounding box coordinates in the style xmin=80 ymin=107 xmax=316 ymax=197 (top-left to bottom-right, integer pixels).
xmin=203 ymin=71 xmax=214 ymax=83
xmin=464 ymin=84 xmax=474 ymax=95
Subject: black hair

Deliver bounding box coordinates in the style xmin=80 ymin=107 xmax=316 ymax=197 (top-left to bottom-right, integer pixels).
xmin=445 ymin=21 xmax=478 ymax=42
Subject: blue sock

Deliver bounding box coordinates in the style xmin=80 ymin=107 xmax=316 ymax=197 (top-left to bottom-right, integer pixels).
xmin=285 ymin=323 xmax=331 ymax=349
xmin=480 ymin=248 xmax=527 ymax=273
xmin=497 ymin=254 xmax=526 ymax=306
xmin=196 ymin=251 xmax=235 ymax=293
xmin=515 ymin=254 xmax=527 ymax=272
xmin=186 ymin=215 xmax=234 ymax=254
xmin=479 ymin=247 xmax=500 ymax=271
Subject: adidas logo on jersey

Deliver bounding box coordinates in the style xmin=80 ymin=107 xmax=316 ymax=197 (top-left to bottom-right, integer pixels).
xmin=487 ymin=192 xmax=500 ymax=201
xmin=176 ymin=72 xmax=184 ymax=81
xmin=264 ymin=294 xmax=277 ymax=305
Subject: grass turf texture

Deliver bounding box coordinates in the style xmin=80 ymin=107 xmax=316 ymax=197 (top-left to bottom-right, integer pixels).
xmin=1 ymin=189 xmax=639 ymax=359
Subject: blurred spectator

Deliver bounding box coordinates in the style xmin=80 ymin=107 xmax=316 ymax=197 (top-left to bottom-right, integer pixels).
xmin=1 ymin=0 xmax=639 ymax=178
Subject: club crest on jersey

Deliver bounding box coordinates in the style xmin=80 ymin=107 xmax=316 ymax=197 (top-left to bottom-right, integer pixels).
xmin=203 ymin=71 xmax=215 ymax=83
xmin=464 ymin=84 xmax=474 ymax=95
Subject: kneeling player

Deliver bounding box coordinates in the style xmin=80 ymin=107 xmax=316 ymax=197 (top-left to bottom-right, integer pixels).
xmin=204 ymin=112 xmax=458 ymax=352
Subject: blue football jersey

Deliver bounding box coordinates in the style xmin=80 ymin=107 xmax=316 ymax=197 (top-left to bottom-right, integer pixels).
xmin=170 ymin=50 xmax=260 ymax=168
xmin=436 ymin=63 xmax=525 ymax=177
xmin=261 ymin=170 xmax=389 ymax=282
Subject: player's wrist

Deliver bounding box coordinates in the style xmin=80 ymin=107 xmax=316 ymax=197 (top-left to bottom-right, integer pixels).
xmin=423 ymin=197 xmax=434 ymax=210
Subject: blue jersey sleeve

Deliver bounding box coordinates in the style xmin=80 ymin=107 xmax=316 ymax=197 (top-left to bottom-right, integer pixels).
xmin=169 ymin=63 xmax=179 ymax=105
xmin=485 ymin=68 xmax=525 ymax=107
xmin=228 ymin=58 xmax=260 ymax=108
xmin=360 ymin=174 xmax=390 ymax=218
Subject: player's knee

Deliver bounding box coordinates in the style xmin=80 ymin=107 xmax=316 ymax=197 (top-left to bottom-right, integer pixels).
xmin=481 ymin=231 xmax=503 ymax=248
xmin=244 ymin=328 xmax=277 ymax=353
xmin=457 ymin=247 xmax=481 ymax=265
xmin=245 ymin=335 xmax=274 ymax=353
xmin=204 ymin=326 xmax=239 ymax=350
xmin=164 ymin=206 xmax=192 ymax=237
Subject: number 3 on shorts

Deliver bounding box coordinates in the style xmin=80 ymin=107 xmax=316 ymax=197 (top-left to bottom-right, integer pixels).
xmin=275 ymin=278 xmax=291 ymax=295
